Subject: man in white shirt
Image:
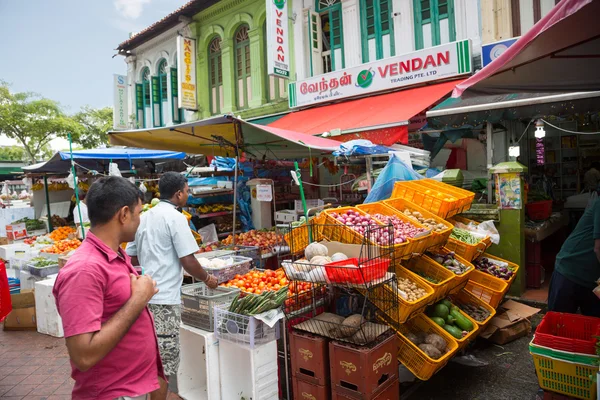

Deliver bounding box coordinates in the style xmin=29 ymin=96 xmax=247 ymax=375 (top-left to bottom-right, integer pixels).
xmin=74 ymin=191 xmax=90 ymax=240
xmin=126 ymin=172 xmax=217 ymax=387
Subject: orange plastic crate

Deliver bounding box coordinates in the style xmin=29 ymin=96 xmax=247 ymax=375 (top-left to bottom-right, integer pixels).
xmin=449 ymin=288 xmax=496 ymax=329
xmin=465 ymin=270 xmax=509 ymax=309
xmin=412 ymin=179 xmax=475 ymax=213
xmin=321 ymin=206 xmax=369 ymax=245
xmin=424 ymin=300 xmax=479 ymax=351
xmin=284 ymin=217 xmax=325 ymax=255
xmin=474 ymin=252 xmax=520 ymax=289
xmin=391 ymin=181 xmax=463 ymax=219
xmin=426 ymin=247 xmax=475 ymax=293
xmin=369 ymin=265 xmax=435 ymax=325
xmin=383 ymin=198 xmax=453 ymax=248
xmin=392 ymin=313 xmax=459 ymax=381
xmin=403 ymin=255 xmax=454 ymax=303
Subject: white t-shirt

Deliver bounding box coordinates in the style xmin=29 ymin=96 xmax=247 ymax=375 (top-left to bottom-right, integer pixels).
xmin=73 ymin=202 xmax=89 ymax=224
xmin=126 ymin=201 xmax=199 ymax=305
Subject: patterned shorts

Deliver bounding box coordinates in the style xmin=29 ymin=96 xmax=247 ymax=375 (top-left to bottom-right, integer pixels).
xmin=148 ymin=304 xmax=181 ymax=377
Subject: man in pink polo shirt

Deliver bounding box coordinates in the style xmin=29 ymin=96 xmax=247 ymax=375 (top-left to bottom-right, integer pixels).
xmin=54 ymin=176 xmax=167 ymax=400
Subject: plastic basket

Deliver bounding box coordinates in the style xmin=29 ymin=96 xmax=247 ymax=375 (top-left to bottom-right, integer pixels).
xmin=412 ymin=179 xmax=475 ymax=213
xmin=445 ymin=216 xmax=492 ymax=262
xmin=199 ymin=256 xmax=253 ymax=284
xmin=214 ymin=303 xmax=281 ymax=349
xmin=425 ymin=300 xmax=479 ymax=351
xmin=473 ymin=253 xmax=520 ymax=289
xmin=403 ymin=255 xmax=454 ymax=303
xmin=464 ymin=270 xmax=509 ymax=309
xmin=449 ymin=288 xmax=496 ymax=328
xmin=426 ymin=247 xmax=474 ymax=293
xmin=9 ymin=257 xmax=32 ymax=271
xmin=526 ymin=200 xmax=553 ymax=221
xmin=322 ymin=207 xmax=376 ymax=245
xmin=27 ymin=263 xmax=59 ymax=278
xmin=534 ymin=312 xmax=600 ymax=356
xmin=383 ymin=198 xmax=453 ymax=248
xmin=357 ymin=202 xmax=433 ymax=258
xmin=295 ymin=199 xmax=324 ymax=213
xmin=390 ymin=181 xmax=463 ymax=219
xmin=324 ymin=257 xmax=390 ymax=285
xmin=181 ymin=283 xmax=240 ymax=331
xmin=391 ymin=313 xmax=459 ymax=381
xmin=530 ymin=341 xmax=598 ymax=400
xmin=284 ymin=215 xmax=325 ymax=255
xmin=370 ymin=265 xmax=434 ymax=325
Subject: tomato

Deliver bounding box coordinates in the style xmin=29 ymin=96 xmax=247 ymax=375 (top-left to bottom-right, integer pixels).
xmin=274 ymin=284 xmax=281 ymax=290
xmin=255 ymin=289 xmax=262 ymax=295
xmin=237 ymin=280 xmax=245 ymax=286
xmin=265 ymin=270 xmax=275 ymax=277
xmin=258 ymin=281 xmax=265 ymax=289
xmin=279 ymin=279 xmax=287 ymax=286
xmin=246 ymin=288 xmax=254 ymax=293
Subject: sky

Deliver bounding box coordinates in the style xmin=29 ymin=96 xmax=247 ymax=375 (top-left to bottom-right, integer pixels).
xmin=0 ymin=0 xmax=188 ymax=113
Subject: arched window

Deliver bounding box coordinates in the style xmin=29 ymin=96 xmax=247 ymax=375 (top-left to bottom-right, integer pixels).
xmin=135 ymin=67 xmax=151 ymax=128
xmin=263 ymin=23 xmax=286 ymax=102
xmin=208 ymin=37 xmax=223 ymax=115
xmin=360 ymin=0 xmax=394 ymax=61
xmin=234 ymin=25 xmax=251 ymax=110
xmin=154 ymin=59 xmax=168 ymax=127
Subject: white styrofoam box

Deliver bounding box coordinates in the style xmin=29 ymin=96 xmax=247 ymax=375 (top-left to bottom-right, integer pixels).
xmin=275 ymin=210 xmax=300 ymax=223
xmin=20 ymin=269 xmax=46 ymax=291
xmin=35 ymin=278 xmax=64 ymax=338
xmin=178 ymin=324 xmax=220 ymax=400
xmin=219 ymin=339 xmax=278 ymax=400
xmin=0 ymin=244 xmax=30 ymax=261
xmin=5 ymin=267 xmax=18 ymax=279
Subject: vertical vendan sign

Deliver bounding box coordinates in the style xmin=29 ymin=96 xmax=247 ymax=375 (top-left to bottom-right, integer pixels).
xmin=177 ymin=36 xmax=198 ymax=110
xmin=266 ymin=0 xmax=290 ymax=78
xmin=113 ymin=74 xmax=128 ymax=130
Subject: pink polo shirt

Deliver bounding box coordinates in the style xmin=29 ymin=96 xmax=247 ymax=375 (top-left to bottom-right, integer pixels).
xmin=53 ymin=232 xmax=164 ymax=400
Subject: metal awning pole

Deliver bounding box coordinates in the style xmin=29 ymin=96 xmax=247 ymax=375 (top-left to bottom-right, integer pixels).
xmin=69 ymin=133 xmax=85 ymax=239
xmin=43 ymin=175 xmax=53 ymax=232
xmin=487 ymin=122 xmax=494 ymax=204
xmin=366 ymin=156 xmax=374 ymax=193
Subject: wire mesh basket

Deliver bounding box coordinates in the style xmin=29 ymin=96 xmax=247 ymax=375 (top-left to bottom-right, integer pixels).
xmin=197 ymin=255 xmax=253 ymax=284
xmin=214 ymin=303 xmax=281 ymax=349
xmin=181 ymin=283 xmax=240 ymax=331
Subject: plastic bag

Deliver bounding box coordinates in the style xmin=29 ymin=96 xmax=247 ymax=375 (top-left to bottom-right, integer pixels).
xmin=139 ymin=182 xmax=147 ymax=193
xmin=364 ymin=153 xmax=422 ymax=203
xmin=454 ymin=220 xmax=500 ymax=245
xmin=66 ymin=171 xmax=76 ymax=189
xmin=109 ymin=162 xmax=122 ymax=177
xmin=196 ymin=223 xmax=218 ymax=245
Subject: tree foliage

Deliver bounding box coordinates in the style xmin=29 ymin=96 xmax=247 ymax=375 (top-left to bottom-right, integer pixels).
xmin=73 ymin=106 xmax=113 ymax=149
xmin=0 ymin=145 xmax=52 ymax=161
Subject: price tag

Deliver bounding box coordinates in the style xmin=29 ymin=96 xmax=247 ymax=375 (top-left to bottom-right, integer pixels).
xmin=256 ymin=185 xmax=272 ymax=202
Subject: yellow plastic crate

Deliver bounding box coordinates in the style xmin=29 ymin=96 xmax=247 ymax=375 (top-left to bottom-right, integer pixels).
xmin=413 ymin=179 xmax=475 ymax=213
xmin=465 ymin=270 xmax=509 ymax=309
xmin=475 ymin=252 xmax=520 ymax=290
xmin=531 ymin=351 xmax=597 ymax=400
xmin=403 ymin=255 xmax=455 ymax=303
xmin=426 ymin=247 xmax=475 ymax=294
xmin=391 ymin=181 xmax=463 ymax=219
xmin=445 ymin=217 xmax=492 ymax=262
xmin=283 ymin=215 xmax=325 ymax=255
xmin=424 ymin=300 xmax=479 ymax=351
xmin=449 ymin=288 xmax=496 ymax=329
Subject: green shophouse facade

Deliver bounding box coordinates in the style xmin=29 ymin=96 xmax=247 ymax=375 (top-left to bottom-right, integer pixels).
xmin=192 ymin=0 xmax=295 ymax=120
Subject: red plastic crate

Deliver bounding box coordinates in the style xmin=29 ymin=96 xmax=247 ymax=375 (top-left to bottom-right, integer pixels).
xmin=526 ymin=200 xmax=552 ymax=221
xmin=534 ymin=312 xmax=600 ymax=355
xmin=324 ymin=258 xmax=390 ymax=284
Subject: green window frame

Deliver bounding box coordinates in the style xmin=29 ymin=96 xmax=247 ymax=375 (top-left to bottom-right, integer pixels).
xmin=170 ymin=68 xmax=183 ymax=123
xmin=135 ymin=67 xmax=151 ymax=129
xmin=208 ymin=37 xmax=223 ymax=115
xmin=360 ymin=0 xmax=394 ymax=62
xmin=135 ymin=83 xmax=144 ymax=128
xmin=315 ymin=0 xmax=344 ymax=73
xmin=234 ymin=25 xmax=251 ymax=110
xmin=263 ymin=24 xmax=286 ymax=102
xmin=413 ymin=0 xmax=455 ymax=50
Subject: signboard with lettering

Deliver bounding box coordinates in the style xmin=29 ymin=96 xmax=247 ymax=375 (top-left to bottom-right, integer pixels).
xmin=113 ymin=74 xmax=128 ymax=130
xmin=288 ymin=40 xmax=472 ymax=109
xmin=482 ymin=37 xmax=519 ymax=67
xmin=266 ymin=0 xmax=290 ymax=78
xmin=256 ymin=184 xmax=273 ymax=202
xmin=177 ymin=36 xmax=198 ymax=110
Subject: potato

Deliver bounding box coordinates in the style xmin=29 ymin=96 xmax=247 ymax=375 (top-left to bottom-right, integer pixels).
xmin=419 ymin=343 xmax=442 ymax=359
xmin=338 ymin=314 xmax=364 ymax=337
xmin=425 ymin=333 xmax=447 ymax=352
xmin=405 ymin=332 xmax=422 ymax=345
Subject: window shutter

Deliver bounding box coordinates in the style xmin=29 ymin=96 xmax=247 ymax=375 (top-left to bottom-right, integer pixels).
xmin=135 ymin=83 xmax=144 ymax=128
xmin=151 ymin=76 xmax=161 ymax=127
xmin=171 ymin=68 xmax=180 ymax=123
xmin=309 ymin=11 xmax=322 ymax=76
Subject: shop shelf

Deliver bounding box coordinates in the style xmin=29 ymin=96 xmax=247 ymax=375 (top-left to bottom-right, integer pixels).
xmin=534 ymin=312 xmax=600 ymax=355
xmin=403 ymin=255 xmax=454 ymax=303
xmin=391 ymin=313 xmax=459 ymax=381
xmin=464 ymin=270 xmax=508 ymax=309
xmin=383 ymin=198 xmax=453 ymax=248
xmin=426 ymin=247 xmax=474 ymax=293
xmin=449 ymin=288 xmax=496 ymax=329
xmin=181 ymin=283 xmax=240 ymax=331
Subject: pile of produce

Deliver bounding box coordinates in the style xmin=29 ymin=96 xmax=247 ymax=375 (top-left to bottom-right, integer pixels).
xmin=142 ymin=198 xmax=160 ymax=212
xmin=227 ymin=285 xmax=289 ymax=316
xmin=32 ymin=181 xmax=70 ymax=191
xmin=221 ymin=230 xmax=280 ymax=254
xmin=196 ymin=256 xmax=239 ymax=269
xmin=24 ymin=236 xmax=54 ymax=246
xmin=221 ymin=269 xmax=288 ymax=295
xmin=405 ymin=331 xmax=450 ymax=360
xmin=473 ymin=257 xmax=515 ymax=281
xmin=282 ymin=242 xmax=349 ymax=282
xmin=414 ymin=271 xmax=440 ymax=284
xmin=51 ymin=215 xmax=68 ymax=227
xmin=427 ymin=251 xmax=470 ymax=275
xmin=455 ymin=301 xmax=491 ymax=322
xmin=371 ymin=213 xmax=428 ymax=242
xmin=450 ymin=228 xmax=483 ymax=244
xmin=40 ymin=239 xmax=81 ymax=254
xmin=304 ymin=313 xmax=385 ymax=344
xmin=195 ymin=243 xmax=219 ymax=254
xmin=49 ymin=226 xmax=76 ymax=241
xmin=402 ymin=209 xmax=448 ymax=233
xmin=28 ymin=257 xmax=57 ymax=269
xmin=13 ymin=217 xmax=45 ymax=232
xmin=392 ymin=277 xmax=428 ymax=302
xmin=197 ymin=203 xmax=235 ymax=213
xmin=284 ymin=281 xmax=324 ymax=314
xmin=426 ymin=299 xmax=475 ymax=339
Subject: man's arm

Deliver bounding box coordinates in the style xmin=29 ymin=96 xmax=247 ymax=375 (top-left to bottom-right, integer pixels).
xmin=65 ymin=274 xmax=157 ymax=372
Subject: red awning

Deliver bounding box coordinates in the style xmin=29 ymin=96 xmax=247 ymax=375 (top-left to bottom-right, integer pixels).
xmin=454 ymin=0 xmax=599 ymax=97
xmin=269 ymin=80 xmax=462 ymax=146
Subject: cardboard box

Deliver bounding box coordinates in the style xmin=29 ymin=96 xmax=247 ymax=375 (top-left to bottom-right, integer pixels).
xmin=3 ymin=289 xmax=37 ymax=331
xmin=6 ymin=223 xmax=27 ymax=241
xmin=0 ymin=237 xmax=8 ymax=246
xmin=480 ymin=300 xmax=540 ymax=345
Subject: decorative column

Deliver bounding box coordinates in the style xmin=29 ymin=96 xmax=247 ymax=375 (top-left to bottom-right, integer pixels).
xmin=341 ymin=0 xmax=362 ymax=67
xmin=197 ymin=50 xmax=211 ymax=119
xmin=220 ymin=37 xmax=236 ymax=113
xmin=248 ymin=26 xmax=265 ymax=108
xmin=125 ymin=56 xmax=137 ymax=129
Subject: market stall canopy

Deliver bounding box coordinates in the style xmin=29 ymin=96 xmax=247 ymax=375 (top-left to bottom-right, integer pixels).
xmin=23 ymin=148 xmax=187 ymax=174
xmin=268 ymin=80 xmax=463 ymax=146
xmin=454 ymin=0 xmax=600 ymax=97
xmin=108 ymin=116 xmax=341 ymax=158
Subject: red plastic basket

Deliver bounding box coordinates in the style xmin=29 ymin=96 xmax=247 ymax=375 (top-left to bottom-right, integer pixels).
xmin=526 ymin=200 xmax=552 ymax=221
xmin=534 ymin=312 xmax=600 ymax=355
xmin=324 ymin=258 xmax=390 ymax=284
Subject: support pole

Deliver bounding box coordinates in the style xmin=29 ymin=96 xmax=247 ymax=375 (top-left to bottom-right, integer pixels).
xmin=69 ymin=133 xmax=85 ymax=240
xmin=365 ymin=156 xmax=374 ymax=193
xmin=43 ymin=176 xmax=53 ymax=232
xmin=487 ymin=122 xmax=494 ymax=204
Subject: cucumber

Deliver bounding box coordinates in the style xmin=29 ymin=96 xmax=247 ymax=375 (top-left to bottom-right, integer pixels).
xmin=445 ymin=314 xmax=455 ymax=324
xmin=444 ymin=324 xmax=463 ymax=339
xmin=450 ymin=309 xmax=474 ymax=331
xmin=431 ymin=304 xmax=449 ymax=319
xmin=431 ymin=317 xmax=445 ymax=327
xmin=440 ymin=299 xmax=453 ymax=310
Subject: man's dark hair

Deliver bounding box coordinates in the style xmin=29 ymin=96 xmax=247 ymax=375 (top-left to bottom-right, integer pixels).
xmin=86 ymin=177 xmax=143 ymax=225
xmin=159 ymin=172 xmax=187 ymax=200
